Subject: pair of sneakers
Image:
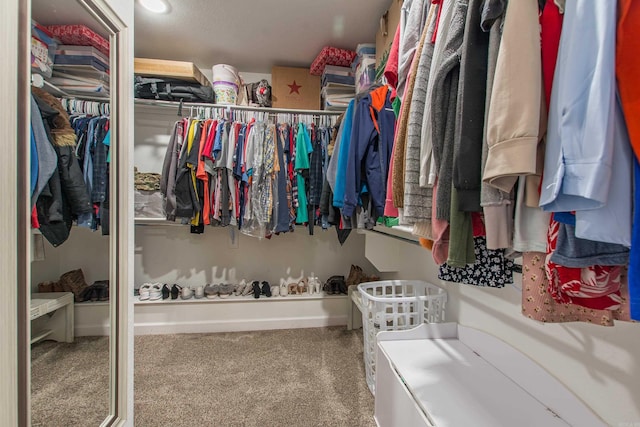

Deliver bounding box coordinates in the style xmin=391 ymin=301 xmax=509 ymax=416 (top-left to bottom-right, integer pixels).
xmin=180 ymin=285 xmax=216 ymax=300
xmin=307 ymin=277 xmax=322 ymax=295
xmin=203 ymin=283 xmax=234 ymax=299
xmin=180 ymin=286 xmax=201 ymax=300
xmin=234 ymin=280 xmax=255 ymax=297
xmin=139 ymin=283 xmax=162 ymax=301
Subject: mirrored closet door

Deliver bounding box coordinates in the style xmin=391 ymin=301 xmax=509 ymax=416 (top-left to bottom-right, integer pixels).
xmin=24 ymin=0 xmax=132 ymax=425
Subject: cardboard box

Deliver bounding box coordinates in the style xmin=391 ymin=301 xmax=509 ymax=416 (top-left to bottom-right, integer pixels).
xmin=376 ymin=0 xmax=403 ymax=68
xmin=271 ymin=66 xmax=320 ymax=110
xmin=134 ymin=58 xmax=211 ymax=86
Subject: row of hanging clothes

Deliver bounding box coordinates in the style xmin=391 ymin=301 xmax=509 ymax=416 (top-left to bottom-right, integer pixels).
xmin=30 ymin=87 xmax=111 ymax=247
xmin=377 ymin=0 xmax=637 ymax=324
xmin=160 ymin=106 xmax=338 ymax=239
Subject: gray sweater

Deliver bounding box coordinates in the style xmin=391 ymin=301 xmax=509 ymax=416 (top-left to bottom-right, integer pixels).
xmin=397 ymin=0 xmax=428 ymax=100
xmin=453 ymin=0 xmax=490 ymax=212
xmin=160 ymin=121 xmax=182 ymax=221
xmin=431 ymin=0 xmax=468 ymax=221
xmin=402 ymin=3 xmax=439 ymax=225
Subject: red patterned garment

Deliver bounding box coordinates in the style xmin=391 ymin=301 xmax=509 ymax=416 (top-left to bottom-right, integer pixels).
xmin=523 ymin=252 xmax=614 ymax=326
xmin=545 ymin=218 xmax=623 ymax=310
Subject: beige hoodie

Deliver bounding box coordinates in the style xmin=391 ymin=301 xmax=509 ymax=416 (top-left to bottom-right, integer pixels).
xmin=482 ymin=0 xmax=541 ymax=193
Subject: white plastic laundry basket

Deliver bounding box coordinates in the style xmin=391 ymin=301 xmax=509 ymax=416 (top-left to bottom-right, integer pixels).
xmin=358 ymin=280 xmax=447 ymax=394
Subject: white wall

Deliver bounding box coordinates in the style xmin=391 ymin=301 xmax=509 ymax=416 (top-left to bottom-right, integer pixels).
xmin=31 ymin=228 xmax=110 ymax=292
xmin=382 ymin=238 xmax=640 ymax=427
xmin=135 ymin=225 xmax=376 ymax=288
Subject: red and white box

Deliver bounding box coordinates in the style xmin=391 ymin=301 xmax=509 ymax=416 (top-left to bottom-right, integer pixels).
xmin=46 ymin=24 xmax=110 ymax=57
xmin=310 ymin=46 xmax=357 ymax=76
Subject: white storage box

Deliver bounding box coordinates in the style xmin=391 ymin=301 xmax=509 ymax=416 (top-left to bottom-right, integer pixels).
xmin=358 ymin=280 xmax=446 ymax=394
xmin=134 ymin=190 xmax=164 ymax=219
xmin=375 ymin=323 xmax=607 ymax=427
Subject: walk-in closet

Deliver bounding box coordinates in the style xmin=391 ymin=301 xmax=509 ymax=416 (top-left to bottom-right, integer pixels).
xmin=2 ymin=0 xmax=640 ymax=426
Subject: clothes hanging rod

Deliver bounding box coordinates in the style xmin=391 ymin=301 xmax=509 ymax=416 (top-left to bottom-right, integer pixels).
xmin=134 ymin=98 xmax=343 ymax=115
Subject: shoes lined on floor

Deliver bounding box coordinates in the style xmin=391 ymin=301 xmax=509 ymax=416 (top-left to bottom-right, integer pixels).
xmin=235 ymin=280 xmax=248 ymax=296
xmin=204 ymin=284 xmax=219 ymax=299
xmin=271 ymin=283 xmax=280 ymax=297
xmin=252 ymin=281 xmax=261 ymax=299
xmin=219 ymin=283 xmax=234 ymax=298
xmin=170 ymin=284 xmax=181 ymax=300
xmin=194 ymin=285 xmax=205 ymax=299
xmin=280 ymin=281 xmax=288 ymax=297
xmin=79 ymin=280 xmax=109 ymax=302
xmin=261 ymin=281 xmax=272 ymax=297
xmin=181 ymin=286 xmax=193 ymax=300
xmin=241 ymin=280 xmax=254 ymax=297
xmin=136 ymin=270 xmax=379 ymax=301
xmin=139 ymin=283 xmax=162 ymax=301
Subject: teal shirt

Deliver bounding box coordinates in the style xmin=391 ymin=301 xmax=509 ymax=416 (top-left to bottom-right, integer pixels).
xmin=295 ymin=123 xmax=313 ymax=223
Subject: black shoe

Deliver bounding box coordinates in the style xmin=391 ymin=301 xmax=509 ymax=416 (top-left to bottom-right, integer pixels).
xmin=161 ymin=284 xmax=170 ymax=300
xmin=338 ymin=281 xmax=348 ymax=294
xmin=170 ymin=284 xmax=181 ymax=300
xmin=93 ymin=280 xmax=109 ymax=301
xmin=80 ymin=286 xmax=94 ymax=302
xmin=252 ymin=281 xmax=261 ymax=299
xmin=262 ymin=281 xmax=272 ymax=297
xmin=89 ymin=285 xmax=100 ymax=302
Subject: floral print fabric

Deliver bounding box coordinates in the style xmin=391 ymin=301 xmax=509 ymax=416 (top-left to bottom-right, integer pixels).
xmin=438 ymin=236 xmax=514 ymax=287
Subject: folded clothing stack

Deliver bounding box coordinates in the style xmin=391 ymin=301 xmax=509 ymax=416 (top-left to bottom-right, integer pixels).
xmin=321 ymin=65 xmax=355 ymax=111
xmin=44 ymin=24 xmax=110 ymax=98
xmin=49 ymin=45 xmax=110 ymax=98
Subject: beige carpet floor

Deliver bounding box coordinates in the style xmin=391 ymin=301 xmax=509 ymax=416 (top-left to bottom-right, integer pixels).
xmin=31 ymin=327 xmax=375 ymax=427
xmin=31 ymin=336 xmax=110 ymax=427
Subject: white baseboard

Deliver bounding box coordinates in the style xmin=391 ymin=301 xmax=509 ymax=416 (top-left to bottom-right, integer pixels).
xmin=74 ymin=296 xmax=350 ymax=336
xmin=134 ymin=315 xmax=347 ymax=335
xmin=75 ymin=302 xmax=110 ymax=337
xmin=75 ymin=324 xmax=111 ymax=337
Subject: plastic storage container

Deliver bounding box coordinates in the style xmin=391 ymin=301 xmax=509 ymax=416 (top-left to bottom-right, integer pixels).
xmin=211 ymin=64 xmax=240 ymax=105
xmin=358 ymin=280 xmax=447 ymax=394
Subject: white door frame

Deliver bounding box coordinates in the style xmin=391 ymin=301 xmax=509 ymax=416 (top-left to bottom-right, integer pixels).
xmin=0 ymin=0 xmax=25 ymax=424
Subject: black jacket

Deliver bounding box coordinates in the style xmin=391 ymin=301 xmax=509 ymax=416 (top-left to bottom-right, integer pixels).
xmin=34 ymin=95 xmax=92 ymax=247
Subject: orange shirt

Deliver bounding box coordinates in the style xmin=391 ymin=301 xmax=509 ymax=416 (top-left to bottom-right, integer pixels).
xmin=617 ymin=0 xmax=640 ymax=160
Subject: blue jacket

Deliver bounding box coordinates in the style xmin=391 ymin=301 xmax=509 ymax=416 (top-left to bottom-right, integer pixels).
xmin=332 ymin=99 xmax=355 ymax=208
xmin=343 ymin=86 xmax=395 ymax=218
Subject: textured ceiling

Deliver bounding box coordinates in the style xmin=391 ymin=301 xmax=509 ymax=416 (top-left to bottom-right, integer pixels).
xmin=32 ymin=0 xmax=392 ymax=74
xmin=134 ymin=0 xmax=391 ymax=73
